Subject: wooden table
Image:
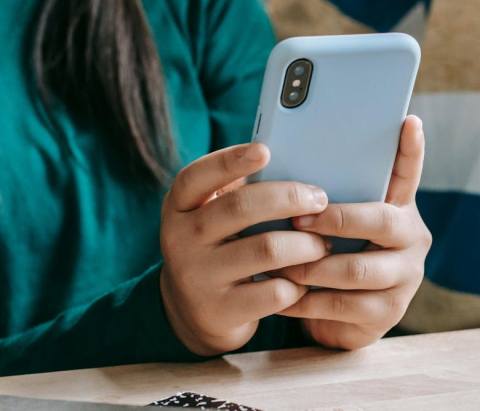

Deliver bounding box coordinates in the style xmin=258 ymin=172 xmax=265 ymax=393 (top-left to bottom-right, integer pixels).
xmin=0 ymin=329 xmax=479 ymax=410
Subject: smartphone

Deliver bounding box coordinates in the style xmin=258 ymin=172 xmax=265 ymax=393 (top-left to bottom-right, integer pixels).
xmin=242 ymin=33 xmax=421 ymax=254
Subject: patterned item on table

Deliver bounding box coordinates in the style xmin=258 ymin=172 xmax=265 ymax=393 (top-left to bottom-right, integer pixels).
xmin=150 ymin=392 xmax=261 ymax=410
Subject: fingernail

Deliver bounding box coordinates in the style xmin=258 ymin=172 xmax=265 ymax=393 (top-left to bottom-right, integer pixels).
xmin=297 ymin=215 xmax=315 ymax=227
xmin=244 ymin=145 xmax=263 ymax=161
xmin=312 ymin=188 xmax=328 ymax=206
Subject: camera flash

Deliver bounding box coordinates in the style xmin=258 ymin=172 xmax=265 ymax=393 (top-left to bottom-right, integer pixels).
xmin=292 ymin=79 xmax=301 ymax=87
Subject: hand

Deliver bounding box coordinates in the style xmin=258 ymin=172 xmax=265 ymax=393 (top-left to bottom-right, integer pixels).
xmin=159 ymin=143 xmax=330 ymax=356
xmin=271 ymin=115 xmax=432 ymax=350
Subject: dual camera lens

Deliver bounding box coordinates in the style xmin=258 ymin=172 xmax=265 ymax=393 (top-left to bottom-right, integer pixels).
xmin=281 ymin=59 xmax=312 ymax=108
xmin=294 ymin=66 xmax=305 ymax=76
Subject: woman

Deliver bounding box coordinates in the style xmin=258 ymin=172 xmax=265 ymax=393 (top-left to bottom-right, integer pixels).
xmin=0 ymin=0 xmax=431 ymax=376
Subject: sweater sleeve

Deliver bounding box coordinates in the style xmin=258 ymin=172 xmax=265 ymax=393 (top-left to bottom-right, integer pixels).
xmin=0 ymin=262 xmax=202 ymax=376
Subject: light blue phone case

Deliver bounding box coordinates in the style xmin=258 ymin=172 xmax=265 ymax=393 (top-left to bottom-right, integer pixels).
xmin=243 ymin=34 xmax=421 ymax=254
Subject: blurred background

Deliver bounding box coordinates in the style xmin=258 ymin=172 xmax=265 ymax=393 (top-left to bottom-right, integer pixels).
xmin=265 ymin=0 xmax=480 ymax=335
xmin=267 ymin=0 xmax=480 ymax=93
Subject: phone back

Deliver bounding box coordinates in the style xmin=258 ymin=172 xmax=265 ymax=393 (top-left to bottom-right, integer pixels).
xmin=246 ymin=34 xmax=420 ymax=253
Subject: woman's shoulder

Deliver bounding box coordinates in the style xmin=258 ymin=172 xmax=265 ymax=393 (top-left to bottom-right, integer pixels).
xmin=145 ymin=0 xmax=272 ymax=45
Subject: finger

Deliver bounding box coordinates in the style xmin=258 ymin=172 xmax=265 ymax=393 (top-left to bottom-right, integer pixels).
xmin=229 ymin=278 xmax=308 ymax=324
xmin=386 ymin=115 xmax=425 ymax=206
xmin=169 ymin=143 xmax=270 ymax=212
xmin=216 ymin=178 xmax=246 ymax=196
xmin=303 ymin=319 xmax=382 ymax=350
xmin=270 ymin=250 xmax=409 ymax=290
xmin=293 ymin=203 xmax=409 ymax=248
xmin=215 ymin=231 xmax=330 ymax=283
xmin=195 ymin=181 xmax=328 ymax=242
xmin=278 ymin=289 xmax=405 ymax=325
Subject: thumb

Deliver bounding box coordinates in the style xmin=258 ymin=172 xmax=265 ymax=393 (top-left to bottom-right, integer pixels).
xmin=386 ymin=115 xmax=425 ymax=206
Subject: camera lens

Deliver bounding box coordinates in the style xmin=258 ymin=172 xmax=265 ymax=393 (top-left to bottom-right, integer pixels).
xmin=294 ymin=66 xmax=305 ymax=76
xmin=289 ymin=91 xmax=299 ymax=101
xmin=281 ymin=58 xmax=312 ymax=108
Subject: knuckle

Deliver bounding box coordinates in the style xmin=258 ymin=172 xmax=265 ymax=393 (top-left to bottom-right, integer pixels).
xmin=411 ymin=262 xmax=425 ymax=288
xmin=397 ymin=250 xmax=424 ymax=288
xmin=347 ymin=256 xmax=369 ymax=286
xmin=287 ymin=183 xmax=305 ymax=208
xmin=224 ymin=191 xmax=249 ymax=218
xmin=332 ymin=206 xmax=347 ymax=233
xmin=423 ymin=225 xmax=433 ymax=248
xmin=330 ymin=292 xmax=347 ymax=316
xmin=269 ymin=281 xmax=289 ymax=309
xmin=416 ymin=263 xmax=426 ymax=282
xmin=380 ymin=206 xmax=399 ymax=237
xmin=291 ymin=263 xmax=309 ymax=285
xmin=358 ymin=298 xmax=385 ymax=324
xmin=221 ymin=150 xmax=236 ymax=175
xmin=176 ymin=167 xmax=194 ymax=194
xmin=385 ymin=291 xmax=407 ymax=322
xmin=367 ymin=291 xmax=406 ymax=326
xmin=260 ymin=233 xmax=281 ymax=264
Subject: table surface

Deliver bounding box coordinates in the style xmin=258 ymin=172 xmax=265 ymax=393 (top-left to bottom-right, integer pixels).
xmin=0 ymin=329 xmax=479 ymax=410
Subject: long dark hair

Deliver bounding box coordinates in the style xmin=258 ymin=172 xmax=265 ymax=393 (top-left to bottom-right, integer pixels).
xmin=32 ymin=0 xmax=175 ymax=188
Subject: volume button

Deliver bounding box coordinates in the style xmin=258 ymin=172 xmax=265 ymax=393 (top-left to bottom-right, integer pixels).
xmin=256 ymin=113 xmax=262 ymax=135
xmin=252 ymin=105 xmax=262 ymax=141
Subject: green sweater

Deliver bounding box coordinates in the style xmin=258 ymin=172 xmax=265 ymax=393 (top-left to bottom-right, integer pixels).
xmin=0 ymin=0 xmax=302 ymax=376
